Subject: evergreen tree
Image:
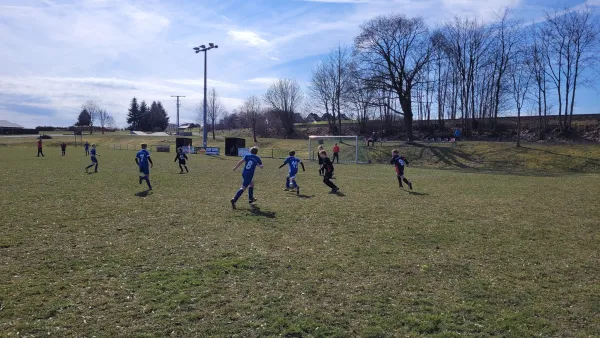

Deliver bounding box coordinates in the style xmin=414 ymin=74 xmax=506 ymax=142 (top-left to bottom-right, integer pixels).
xmin=76 ymin=108 xmax=91 ymax=126
xmin=139 ymin=101 xmax=149 ymax=131
xmin=148 ymin=101 xmax=160 ymax=131
xmin=156 ymin=101 xmax=170 ymax=131
xmin=126 ymin=97 xmax=140 ymax=130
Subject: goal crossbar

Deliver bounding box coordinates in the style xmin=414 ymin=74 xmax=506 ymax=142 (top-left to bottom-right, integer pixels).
xmin=308 ymin=135 xmax=360 ymax=164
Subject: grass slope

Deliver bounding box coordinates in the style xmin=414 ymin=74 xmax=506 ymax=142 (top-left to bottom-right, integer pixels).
xmin=1 ymin=147 xmax=599 ymax=336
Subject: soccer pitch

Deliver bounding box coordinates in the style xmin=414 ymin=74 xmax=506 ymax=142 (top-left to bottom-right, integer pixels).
xmin=1 ymin=146 xmax=599 ymax=336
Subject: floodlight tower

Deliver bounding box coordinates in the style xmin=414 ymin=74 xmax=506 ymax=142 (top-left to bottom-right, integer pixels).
xmin=193 ymin=43 xmax=218 ymax=149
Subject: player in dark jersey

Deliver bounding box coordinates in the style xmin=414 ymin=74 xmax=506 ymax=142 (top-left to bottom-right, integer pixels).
xmin=174 ymin=147 xmax=189 ymax=173
xmin=319 ymin=150 xmax=339 ymax=193
xmin=391 ymin=149 xmax=412 ymax=189
xmin=279 ymin=150 xmax=305 ymax=195
xmin=85 ymin=144 xmax=98 ymax=173
xmin=231 ymin=146 xmax=263 ymax=208
xmin=317 ymin=145 xmax=324 ymax=176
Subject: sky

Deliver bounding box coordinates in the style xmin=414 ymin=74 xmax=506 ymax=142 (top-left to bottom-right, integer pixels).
xmin=0 ymin=0 xmax=599 ymax=128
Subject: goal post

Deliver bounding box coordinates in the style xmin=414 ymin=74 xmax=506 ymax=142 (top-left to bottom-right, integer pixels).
xmin=308 ymin=135 xmax=367 ymax=164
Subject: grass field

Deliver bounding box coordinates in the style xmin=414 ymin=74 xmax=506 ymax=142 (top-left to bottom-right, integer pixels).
xmin=1 ymin=143 xmax=599 ymax=337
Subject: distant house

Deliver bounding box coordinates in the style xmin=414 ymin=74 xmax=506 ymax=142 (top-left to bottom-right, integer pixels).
xmin=306 ymin=113 xmax=320 ymax=123
xmin=0 ymin=120 xmax=36 ymax=135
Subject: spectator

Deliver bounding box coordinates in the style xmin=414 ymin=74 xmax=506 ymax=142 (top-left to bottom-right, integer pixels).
xmin=332 ymin=143 xmax=340 ymax=164
xmin=60 ymin=142 xmax=67 ymax=156
xmin=367 ymin=132 xmax=377 ymax=147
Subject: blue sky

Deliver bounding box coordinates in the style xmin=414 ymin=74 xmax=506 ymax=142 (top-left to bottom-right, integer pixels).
xmin=0 ymin=0 xmax=598 ymax=128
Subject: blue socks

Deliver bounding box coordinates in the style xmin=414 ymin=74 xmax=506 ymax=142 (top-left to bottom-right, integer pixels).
xmin=248 ymin=187 xmax=254 ymax=200
xmin=285 ymin=178 xmax=290 ymax=188
xmin=292 ymin=180 xmax=298 ymax=189
xmin=233 ymin=189 xmax=244 ymax=202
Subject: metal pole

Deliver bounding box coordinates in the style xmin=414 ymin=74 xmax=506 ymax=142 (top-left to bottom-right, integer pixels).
xmin=203 ymin=50 xmax=208 ymax=149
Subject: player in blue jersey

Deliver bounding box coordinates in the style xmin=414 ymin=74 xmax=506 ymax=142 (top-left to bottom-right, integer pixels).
xmin=278 ymin=151 xmax=305 ymax=195
xmin=230 ymin=146 xmax=263 ymax=208
xmin=85 ymin=144 xmax=98 ymax=173
xmin=135 ymin=144 xmax=154 ymax=190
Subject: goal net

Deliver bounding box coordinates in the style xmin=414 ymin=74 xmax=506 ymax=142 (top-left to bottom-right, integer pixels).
xmin=308 ymin=135 xmax=368 ymax=164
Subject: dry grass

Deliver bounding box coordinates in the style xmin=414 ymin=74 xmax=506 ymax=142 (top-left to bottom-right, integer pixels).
xmin=0 ymin=143 xmax=599 ymax=336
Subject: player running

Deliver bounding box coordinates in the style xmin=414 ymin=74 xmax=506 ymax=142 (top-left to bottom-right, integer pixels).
xmin=85 ymin=144 xmax=98 ymax=173
xmin=230 ymin=146 xmax=263 ymax=208
xmin=279 ymin=151 xmax=305 ymax=195
xmin=136 ymin=144 xmax=154 ymax=190
xmin=319 ymin=150 xmax=339 ymax=193
xmin=174 ymin=147 xmax=189 ymax=173
xmin=391 ymin=149 xmax=413 ymax=190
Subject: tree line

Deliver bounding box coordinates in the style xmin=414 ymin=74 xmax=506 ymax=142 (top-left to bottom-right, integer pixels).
xmin=126 ymin=98 xmax=170 ymax=132
xmin=307 ymin=7 xmax=599 ymax=143
xmin=207 ymin=7 xmax=598 ymax=144
xmin=75 ymin=100 xmax=116 ymax=134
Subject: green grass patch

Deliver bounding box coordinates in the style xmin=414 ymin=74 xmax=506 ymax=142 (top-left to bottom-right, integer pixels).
xmin=0 ymin=145 xmax=599 ymax=336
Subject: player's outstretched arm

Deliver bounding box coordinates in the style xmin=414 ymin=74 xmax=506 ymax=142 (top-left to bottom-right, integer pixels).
xmin=300 ymin=162 xmax=306 ymax=171
xmin=233 ymin=159 xmax=244 ymax=171
xmin=278 ymin=163 xmax=286 ymax=169
xmin=149 ymin=157 xmax=154 ymax=168
xmin=135 ymin=158 xmax=139 ymax=165
xmin=174 ymin=154 xmax=178 ymax=162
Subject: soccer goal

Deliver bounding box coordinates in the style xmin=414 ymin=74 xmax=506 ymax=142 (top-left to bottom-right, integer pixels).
xmin=308 ymin=135 xmax=368 ymax=164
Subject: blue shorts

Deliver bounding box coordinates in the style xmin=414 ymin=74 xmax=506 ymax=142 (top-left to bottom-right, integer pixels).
xmin=287 ymin=170 xmax=298 ymax=179
xmin=91 ymin=157 xmax=98 ymax=163
xmin=139 ymin=166 xmax=150 ymax=175
xmin=242 ymin=174 xmax=254 ymax=187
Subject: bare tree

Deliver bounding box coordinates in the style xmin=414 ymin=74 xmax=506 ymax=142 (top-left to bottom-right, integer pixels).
xmin=81 ymin=100 xmax=100 ymax=134
xmin=106 ymin=114 xmax=116 ymax=130
xmin=309 ymin=61 xmax=336 ymax=133
xmin=264 ymin=78 xmax=303 ymax=136
xmin=527 ymin=24 xmax=549 ymax=138
xmin=354 ymin=14 xmax=433 ymax=142
xmin=541 ymin=7 xmax=599 ymax=132
xmin=241 ymin=95 xmax=262 ymax=143
xmin=510 ymin=50 xmax=532 ymax=148
xmin=207 ymin=87 xmax=225 ymax=139
xmin=97 ymin=109 xmax=114 ymax=134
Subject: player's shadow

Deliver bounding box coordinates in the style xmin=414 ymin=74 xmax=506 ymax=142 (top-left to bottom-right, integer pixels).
xmin=249 ymin=205 xmax=276 ymax=218
xmin=406 ymin=191 xmax=428 ymax=196
xmin=297 ymin=194 xmax=314 ymax=199
xmin=135 ymin=190 xmax=152 ymax=198
xmin=333 ymin=191 xmax=346 ymax=197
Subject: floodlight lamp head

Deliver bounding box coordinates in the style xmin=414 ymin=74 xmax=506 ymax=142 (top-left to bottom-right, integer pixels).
xmin=209 ymin=43 xmax=214 ymax=47
xmin=195 ymin=50 xmax=200 ymax=53
xmin=214 ymin=45 xmax=219 ymax=48
xmin=193 ymin=47 xmax=200 ymax=51
xmin=200 ymin=45 xmax=206 ymax=49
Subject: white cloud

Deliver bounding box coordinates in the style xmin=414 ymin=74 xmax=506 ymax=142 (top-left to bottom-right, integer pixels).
xmin=227 ymin=30 xmax=270 ymax=47
xmin=246 ymin=78 xmax=279 ymax=87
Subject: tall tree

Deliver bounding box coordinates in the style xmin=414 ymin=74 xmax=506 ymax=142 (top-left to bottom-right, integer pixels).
xmin=207 ymin=88 xmax=225 ymax=139
xmin=126 ymin=97 xmax=140 ymax=130
xmin=81 ymin=100 xmax=100 ymax=134
xmin=139 ymin=101 xmax=149 ymax=131
xmin=156 ymin=101 xmax=170 ymax=131
xmin=510 ymin=49 xmax=532 ymax=148
xmin=241 ymin=95 xmax=262 ymax=143
xmin=97 ymin=109 xmax=114 ymax=134
xmin=264 ymin=78 xmax=303 ymax=137
xmin=354 ymin=14 xmax=433 ymax=142
xmin=76 ymin=108 xmax=91 ymax=127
